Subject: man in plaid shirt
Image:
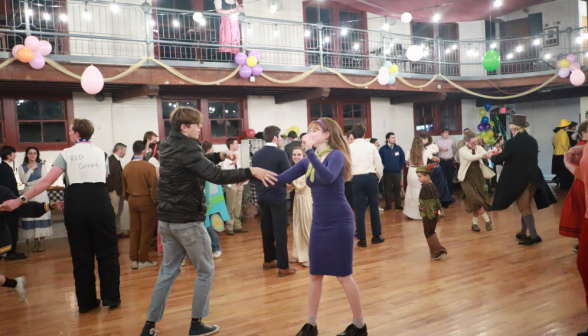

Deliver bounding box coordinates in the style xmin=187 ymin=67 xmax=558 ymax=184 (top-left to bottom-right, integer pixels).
xmin=434 ymin=128 xmax=457 ymax=196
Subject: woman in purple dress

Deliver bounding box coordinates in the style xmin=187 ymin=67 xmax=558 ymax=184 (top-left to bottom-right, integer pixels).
xmin=275 ymin=118 xmax=367 ymax=336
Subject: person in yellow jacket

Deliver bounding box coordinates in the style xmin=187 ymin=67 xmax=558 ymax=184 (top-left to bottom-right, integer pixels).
xmin=553 ymin=119 xmax=575 ymax=189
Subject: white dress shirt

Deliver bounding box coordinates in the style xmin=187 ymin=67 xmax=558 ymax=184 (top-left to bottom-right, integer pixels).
xmin=221 ymin=153 xmax=240 ymax=188
xmin=349 ymin=138 xmax=383 ymax=179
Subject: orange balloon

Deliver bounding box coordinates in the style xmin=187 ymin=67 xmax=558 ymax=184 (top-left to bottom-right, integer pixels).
xmin=17 ymin=47 xmax=33 ymax=63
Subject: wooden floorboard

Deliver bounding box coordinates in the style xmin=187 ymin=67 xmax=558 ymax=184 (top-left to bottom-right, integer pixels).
xmin=1 ymin=187 xmax=587 ymax=336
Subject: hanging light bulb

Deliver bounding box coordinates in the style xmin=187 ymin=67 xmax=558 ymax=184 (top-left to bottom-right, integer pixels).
xmin=304 ymin=30 xmax=310 ymax=37
xmin=353 ymin=43 xmax=359 ymax=50
xmin=506 ymin=53 xmax=513 ymax=59
xmin=445 ymin=48 xmax=451 ymax=54
xmin=544 ymin=54 xmax=551 ymax=59
xmin=25 ymin=7 xmax=33 ymax=17
xmin=584 ymin=33 xmax=588 ymax=40
xmin=382 ymin=23 xmax=389 ymax=31
xmin=401 ymin=12 xmax=412 ymax=23
xmin=173 ymin=20 xmax=179 ymax=27
xmin=83 ymin=9 xmax=91 ymax=21
xmin=473 ymin=51 xmax=479 ymax=57
xmin=273 ymin=25 xmax=279 ymax=37
xmin=451 ymin=44 xmax=457 ymax=50
xmin=193 ymin=12 xmax=203 ymax=21
xmin=494 ymin=0 xmax=503 ymax=7
xmin=270 ymin=1 xmax=277 ymax=13
xmin=43 ymin=12 xmax=50 ymax=21
xmin=432 ymin=13 xmax=441 ymax=22
xmin=231 ymin=13 xmax=238 ymax=21
xmin=111 ymin=0 xmax=119 ymax=13
xmin=533 ymin=39 xmax=540 ymax=46
xmin=490 ymin=42 xmax=497 ymax=49
xmin=385 ymin=48 xmax=391 ymax=55
xmin=324 ymin=36 xmax=330 ymax=43
xmin=60 ymin=13 xmax=68 ymax=22
xmin=149 ymin=18 xmax=155 ymax=26
xmin=423 ymin=49 xmax=429 ymax=57
xmin=515 ymin=45 xmax=523 ymax=52
xmin=341 ymin=28 xmax=348 ymax=36
xmin=576 ymin=36 xmax=583 ymax=44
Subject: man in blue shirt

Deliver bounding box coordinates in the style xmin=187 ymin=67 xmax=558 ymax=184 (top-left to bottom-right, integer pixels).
xmin=379 ymin=132 xmax=405 ymax=210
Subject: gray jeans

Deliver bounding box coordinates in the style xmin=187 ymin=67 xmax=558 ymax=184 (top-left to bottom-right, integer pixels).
xmin=146 ymin=221 xmax=215 ymax=322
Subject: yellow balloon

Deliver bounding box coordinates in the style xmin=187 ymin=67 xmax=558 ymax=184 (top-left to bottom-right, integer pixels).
xmin=287 ymin=126 xmax=300 ymax=136
xmin=560 ymin=59 xmax=570 ymax=68
xmin=487 ymin=130 xmax=494 ymax=138
xmin=247 ymin=56 xmax=258 ymax=67
xmin=489 ymin=120 xmax=495 ymax=128
xmin=389 ymin=64 xmax=399 ymax=74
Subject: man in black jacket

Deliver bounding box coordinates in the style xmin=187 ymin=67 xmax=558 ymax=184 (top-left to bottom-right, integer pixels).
xmin=140 ymin=107 xmax=275 ymax=336
xmin=0 ymin=146 xmax=26 ymax=260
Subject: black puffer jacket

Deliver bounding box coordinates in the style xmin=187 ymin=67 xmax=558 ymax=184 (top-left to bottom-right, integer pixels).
xmin=157 ymin=130 xmax=253 ymax=223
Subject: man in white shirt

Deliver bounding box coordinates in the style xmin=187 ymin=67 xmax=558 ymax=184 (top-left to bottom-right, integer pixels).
xmin=348 ymin=124 xmax=385 ymax=248
xmin=221 ymin=138 xmax=248 ymax=235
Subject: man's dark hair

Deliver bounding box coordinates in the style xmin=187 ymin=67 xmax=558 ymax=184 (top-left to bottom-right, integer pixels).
xmin=132 ymin=140 xmax=145 ymax=155
xmin=72 ymin=119 xmax=95 ymax=140
xmin=263 ymin=126 xmax=281 ymax=143
xmin=288 ymin=131 xmax=298 ymax=139
xmin=0 ymin=146 xmax=16 ymax=161
xmin=226 ymin=138 xmax=238 ymax=148
xmin=386 ymin=132 xmax=395 ymax=140
xmin=350 ymin=124 xmax=367 ymax=139
xmin=441 ymin=128 xmax=449 ymax=134
xmin=300 ymin=132 xmax=307 ymax=139
xmin=202 ymin=141 xmax=213 ymax=153
xmin=370 ymin=138 xmax=378 ymax=144
xmin=143 ymin=131 xmax=158 ymax=142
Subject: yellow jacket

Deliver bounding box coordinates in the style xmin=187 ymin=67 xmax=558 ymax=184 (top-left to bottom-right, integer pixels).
xmin=554 ymin=129 xmax=570 ymax=155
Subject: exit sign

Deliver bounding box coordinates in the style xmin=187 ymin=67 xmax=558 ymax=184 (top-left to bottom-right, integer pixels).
xmin=500 ymin=107 xmax=507 ymax=114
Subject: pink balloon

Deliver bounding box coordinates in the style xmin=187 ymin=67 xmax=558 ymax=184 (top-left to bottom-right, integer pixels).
xmin=251 ymin=64 xmax=263 ymax=76
xmin=81 ymin=65 xmax=104 ymax=95
xmin=239 ymin=65 xmax=252 ymax=79
xmin=556 ymin=60 xmax=562 ymax=69
xmin=559 ymin=67 xmax=570 ymax=78
xmin=38 ymin=41 xmax=52 ymax=56
xmin=566 ymin=53 xmax=576 ymax=63
xmin=235 ymin=52 xmax=247 ymax=66
xmin=12 ymin=44 xmax=23 ymax=58
xmin=248 ymin=50 xmax=261 ymax=62
xmin=570 ymin=69 xmax=586 ymax=86
xmin=377 ymin=72 xmax=389 ymax=85
xmin=569 ymin=62 xmax=581 ymax=72
xmin=29 ymin=52 xmax=45 ymax=69
xmin=24 ymin=36 xmax=40 ymax=52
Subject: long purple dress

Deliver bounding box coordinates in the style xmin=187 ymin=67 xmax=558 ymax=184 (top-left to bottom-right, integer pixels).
xmin=276 ymin=149 xmax=354 ymax=277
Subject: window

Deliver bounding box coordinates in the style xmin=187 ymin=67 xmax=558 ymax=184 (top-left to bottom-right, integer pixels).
xmin=413 ymin=101 xmax=462 ymax=136
xmin=208 ymin=101 xmax=242 ymax=138
xmin=308 ymin=99 xmax=370 ymax=136
xmin=160 ymin=100 xmax=200 ymax=137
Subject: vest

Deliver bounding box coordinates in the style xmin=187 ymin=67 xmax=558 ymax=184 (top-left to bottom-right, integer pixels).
xmin=61 ymin=143 xmax=107 ymax=185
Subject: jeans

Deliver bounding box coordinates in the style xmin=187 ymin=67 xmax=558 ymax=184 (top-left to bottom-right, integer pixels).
xmin=352 ymin=174 xmax=382 ymax=240
xmin=207 ymin=225 xmax=221 ymax=253
xmin=147 ymin=221 xmax=215 ymax=322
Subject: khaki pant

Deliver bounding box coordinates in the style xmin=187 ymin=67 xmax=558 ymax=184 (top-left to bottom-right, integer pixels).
xmin=128 ymin=195 xmax=158 ymax=262
xmin=109 ymin=190 xmax=127 ymax=235
xmin=515 ymin=184 xmax=537 ymax=217
xmin=224 ymin=185 xmax=243 ymax=230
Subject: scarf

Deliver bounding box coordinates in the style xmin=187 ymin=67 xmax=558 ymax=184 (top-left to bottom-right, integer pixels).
xmin=306 ymin=146 xmax=333 ymax=183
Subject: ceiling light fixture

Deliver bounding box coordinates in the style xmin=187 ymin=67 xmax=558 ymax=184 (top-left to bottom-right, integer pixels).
xmin=401 ymin=12 xmax=412 ymax=23
xmin=111 ymin=0 xmax=119 ymax=13
xmin=494 ymin=0 xmax=502 ymax=7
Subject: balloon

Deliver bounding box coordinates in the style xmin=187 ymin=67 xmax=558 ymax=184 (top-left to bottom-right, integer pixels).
xmin=287 ymin=126 xmax=300 ymax=136
xmin=559 ymin=67 xmax=570 ymax=78
xmin=388 ymin=75 xmax=396 ymax=85
xmin=566 ymin=53 xmax=576 ymax=63
xmin=235 ymin=52 xmax=247 ymax=65
xmin=378 ymin=66 xmax=389 ymax=75
xmin=482 ymin=49 xmax=500 ymax=72
xmin=570 ymin=69 xmax=586 ymax=86
xmin=569 ymin=62 xmax=581 ymax=72
xmin=479 ymin=108 xmax=487 ymax=117
xmin=487 ymin=130 xmax=494 ymax=138
xmin=81 ymin=65 xmax=104 ymax=95
xmin=248 ymin=50 xmax=261 ymax=61
xmin=481 ymin=116 xmax=489 ymax=124
xmin=484 ymin=102 xmax=492 ymax=112
xmin=246 ymin=56 xmax=258 ymax=67
xmin=560 ymin=59 xmax=570 ymax=68
xmin=484 ymin=124 xmax=491 ymax=131
xmin=557 ymin=60 xmax=562 ymax=68
xmin=488 ymin=138 xmax=496 ymax=146
xmin=239 ymin=65 xmax=252 ymax=78
xmin=383 ymin=61 xmax=392 ymax=68
xmin=251 ymin=64 xmax=263 ymax=76
xmin=16 ymin=47 xmax=34 ymax=63
xmin=11 ymin=44 xmax=23 ymax=58
xmin=378 ymin=72 xmax=390 ymax=85
xmin=406 ymin=45 xmax=423 ymax=62
xmin=389 ymin=64 xmax=399 ymax=74
xmin=480 ymin=131 xmax=488 ymax=138
xmin=29 ymin=52 xmax=45 ymax=69
xmin=489 ymin=120 xmax=495 ymax=128
xmin=246 ymin=129 xmax=256 ymax=138
xmin=477 ymin=124 xmax=486 ymax=132
xmin=24 ymin=36 xmax=40 ymax=52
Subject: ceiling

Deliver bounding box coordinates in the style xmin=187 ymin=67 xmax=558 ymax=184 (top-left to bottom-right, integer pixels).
xmin=334 ymin=0 xmax=554 ymax=23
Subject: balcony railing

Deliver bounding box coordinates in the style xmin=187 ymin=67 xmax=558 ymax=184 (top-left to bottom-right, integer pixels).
xmin=0 ymin=0 xmax=587 ymax=79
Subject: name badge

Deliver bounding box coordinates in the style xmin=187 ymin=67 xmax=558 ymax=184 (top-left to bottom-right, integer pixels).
xmin=395 ymin=152 xmax=399 ymax=156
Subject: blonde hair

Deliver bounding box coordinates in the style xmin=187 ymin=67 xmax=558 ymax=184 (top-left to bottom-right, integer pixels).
xmin=509 ymin=124 xmax=529 ymax=133
xmin=464 ymin=130 xmax=479 ymax=142
xmin=409 ymin=137 xmax=425 ymax=166
xmin=308 ymin=118 xmax=353 ymax=181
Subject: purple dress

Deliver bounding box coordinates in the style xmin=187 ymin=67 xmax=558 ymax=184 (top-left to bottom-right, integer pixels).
xmin=276 ymin=149 xmax=354 ymax=277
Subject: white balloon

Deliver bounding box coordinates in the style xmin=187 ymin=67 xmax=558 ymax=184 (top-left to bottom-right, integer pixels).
xmin=406 ymin=45 xmax=424 ymax=62
xmin=401 ymin=12 xmax=412 ymax=24
xmin=379 ymin=66 xmax=389 ymax=75
xmin=378 ymin=72 xmax=390 ymax=85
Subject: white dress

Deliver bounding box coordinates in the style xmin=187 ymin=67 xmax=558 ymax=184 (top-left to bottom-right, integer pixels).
xmin=403 ymin=149 xmax=433 ymax=220
xmin=287 ymin=176 xmax=312 ymax=264
xmin=19 ymin=163 xmax=53 ymax=239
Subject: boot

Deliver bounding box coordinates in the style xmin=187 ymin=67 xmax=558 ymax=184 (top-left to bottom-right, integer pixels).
xmin=426 ymin=234 xmax=447 ymax=258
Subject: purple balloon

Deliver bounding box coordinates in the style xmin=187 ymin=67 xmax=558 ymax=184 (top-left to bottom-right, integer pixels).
xmin=235 ymin=52 xmax=247 ymax=66
xmin=29 ymin=52 xmax=45 ymax=69
xmin=248 ymin=50 xmax=261 ymax=62
xmin=485 ymin=124 xmax=491 ymax=131
xmin=251 ymin=64 xmax=263 ymax=76
xmin=239 ymin=65 xmax=252 ymax=79
xmin=477 ymin=124 xmax=485 ymax=132
xmin=559 ymin=67 xmax=570 ymax=78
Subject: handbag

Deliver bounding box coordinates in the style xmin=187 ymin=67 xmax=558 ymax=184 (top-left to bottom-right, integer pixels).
xmin=480 ymin=161 xmax=496 ymax=180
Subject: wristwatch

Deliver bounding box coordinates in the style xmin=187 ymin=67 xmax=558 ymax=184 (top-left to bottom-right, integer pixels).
xmin=19 ymin=195 xmax=28 ymax=204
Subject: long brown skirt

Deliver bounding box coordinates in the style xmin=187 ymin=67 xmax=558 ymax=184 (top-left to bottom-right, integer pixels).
xmin=461 ymin=161 xmax=492 ymax=213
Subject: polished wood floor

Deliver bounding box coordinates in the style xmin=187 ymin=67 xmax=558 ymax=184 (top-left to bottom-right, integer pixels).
xmin=1 ymin=187 xmax=588 ymax=336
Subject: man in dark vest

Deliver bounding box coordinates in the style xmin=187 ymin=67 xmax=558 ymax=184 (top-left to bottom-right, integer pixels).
xmin=0 ymin=146 xmax=26 ymax=260
xmin=106 ymin=143 xmax=129 ymax=238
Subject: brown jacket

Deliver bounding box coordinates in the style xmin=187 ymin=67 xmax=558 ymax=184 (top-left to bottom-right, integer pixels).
xmin=122 ymin=160 xmax=158 ymax=205
xmin=106 ymin=154 xmax=123 ymax=195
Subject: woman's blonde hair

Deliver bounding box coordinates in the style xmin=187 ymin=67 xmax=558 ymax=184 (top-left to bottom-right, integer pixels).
xmin=509 ymin=124 xmax=529 ymax=134
xmin=464 ymin=130 xmax=479 ymax=142
xmin=409 ymin=137 xmax=425 ymax=166
xmin=308 ymin=118 xmax=352 ymax=181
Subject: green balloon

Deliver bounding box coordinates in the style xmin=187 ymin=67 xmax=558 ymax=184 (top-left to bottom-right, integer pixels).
xmin=482 ymin=49 xmax=500 ymax=72
xmin=480 ymin=131 xmax=487 ymax=138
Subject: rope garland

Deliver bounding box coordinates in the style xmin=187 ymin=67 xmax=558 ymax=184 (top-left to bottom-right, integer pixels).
xmin=439 ymin=73 xmax=559 ymax=99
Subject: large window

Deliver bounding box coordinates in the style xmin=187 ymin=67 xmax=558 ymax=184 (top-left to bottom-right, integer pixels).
xmin=161 ymin=100 xmax=200 ymax=137
xmin=308 ymin=99 xmax=370 ymax=136
xmin=413 ymin=101 xmax=461 ymax=136
xmin=208 ymin=101 xmax=242 ymax=138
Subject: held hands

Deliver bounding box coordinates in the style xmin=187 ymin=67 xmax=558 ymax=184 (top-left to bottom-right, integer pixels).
xmin=301 ymin=134 xmax=315 ymax=151
xmin=0 ymin=199 xmax=23 ymax=212
xmin=250 ymin=168 xmax=278 ymax=187
xmin=51 ymin=201 xmax=64 ymax=211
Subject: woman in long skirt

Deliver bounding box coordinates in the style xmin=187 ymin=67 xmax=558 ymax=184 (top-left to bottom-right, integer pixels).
xmin=215 ymin=0 xmax=242 ymax=55
xmin=404 ymin=137 xmax=433 ymax=220
xmin=420 ymin=133 xmax=455 ymax=209
xmin=288 ymin=147 xmax=312 ymax=267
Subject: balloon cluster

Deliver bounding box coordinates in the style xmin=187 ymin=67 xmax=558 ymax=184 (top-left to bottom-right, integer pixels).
xmin=477 ymin=103 xmax=496 ymax=146
xmin=236 ymin=50 xmax=263 ymax=79
xmin=557 ymin=53 xmax=585 ymax=86
xmin=378 ymin=61 xmax=399 ymax=85
xmin=12 ymin=36 xmax=52 ymax=70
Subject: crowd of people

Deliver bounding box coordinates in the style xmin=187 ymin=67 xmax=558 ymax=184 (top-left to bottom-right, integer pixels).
xmin=3 ymin=108 xmax=588 ymax=336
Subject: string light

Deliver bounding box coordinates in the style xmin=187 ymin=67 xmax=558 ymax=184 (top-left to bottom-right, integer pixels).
xmin=60 ymin=13 xmax=68 ymax=22
xmin=341 ymin=28 xmax=348 ymax=36
xmin=494 ymin=0 xmax=502 ymax=7
xmin=111 ymin=0 xmax=119 ymax=13
xmin=382 ymin=22 xmax=389 ymax=31
xmin=490 ymin=42 xmax=496 ymax=48
xmin=270 ymin=1 xmax=277 ymax=13
xmin=193 ymin=12 xmax=203 ymax=21
xmin=324 ymin=36 xmax=330 ymax=43
xmin=83 ymin=8 xmax=91 ymax=20
xmin=385 ymin=48 xmax=391 ymax=55
xmin=584 ymin=33 xmax=588 ymax=40
xmin=25 ymin=8 xmax=33 ymax=17
xmin=515 ymin=45 xmax=523 ymax=52
xmin=544 ymin=54 xmax=551 ymax=59
xmin=149 ymin=19 xmax=155 ymax=26
xmin=423 ymin=49 xmax=429 ymax=57
xmin=401 ymin=12 xmax=412 ymax=23
xmin=43 ymin=12 xmax=50 ymax=21
xmin=451 ymin=44 xmax=457 ymax=50
xmin=576 ymin=36 xmax=583 ymax=44
xmin=199 ymin=18 xmax=206 ymax=26
xmin=353 ymin=43 xmax=359 ymax=50
xmin=445 ymin=48 xmax=451 ymax=54
xmin=273 ymin=25 xmax=279 ymax=37
xmin=173 ymin=20 xmax=179 ymax=27
xmin=432 ymin=13 xmax=441 ymax=22
xmin=506 ymin=53 xmax=513 ymax=59
xmin=533 ymin=39 xmax=540 ymax=46
xmin=304 ymin=30 xmax=310 ymax=37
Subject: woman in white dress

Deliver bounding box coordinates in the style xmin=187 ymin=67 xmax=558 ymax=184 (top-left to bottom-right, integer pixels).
xmin=404 ymin=137 xmax=433 ymax=219
xmin=287 ymin=147 xmax=312 ymax=267
xmin=18 ymin=147 xmax=52 ymax=252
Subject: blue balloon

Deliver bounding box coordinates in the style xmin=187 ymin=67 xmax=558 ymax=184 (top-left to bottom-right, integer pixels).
xmin=484 ymin=102 xmax=492 ymax=112
xmin=481 ymin=116 xmax=489 ymax=125
xmin=388 ymin=75 xmax=396 ymax=85
xmin=383 ymin=61 xmax=392 ymax=68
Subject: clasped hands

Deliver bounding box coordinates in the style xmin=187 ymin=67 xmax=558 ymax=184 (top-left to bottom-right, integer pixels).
xmin=484 ymin=148 xmax=502 ymax=158
xmin=0 ymin=200 xmax=63 ymax=212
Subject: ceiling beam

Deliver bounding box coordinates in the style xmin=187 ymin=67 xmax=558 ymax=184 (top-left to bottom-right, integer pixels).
xmin=275 ymin=87 xmax=330 ymax=104
xmin=112 ymin=84 xmax=160 ymax=103
xmin=474 ymin=86 xmax=588 ymax=107
xmin=390 ymin=92 xmax=447 ymax=105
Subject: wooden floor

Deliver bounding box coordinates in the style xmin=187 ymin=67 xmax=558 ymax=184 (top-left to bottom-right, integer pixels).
xmin=2 ymin=187 xmax=588 ymax=336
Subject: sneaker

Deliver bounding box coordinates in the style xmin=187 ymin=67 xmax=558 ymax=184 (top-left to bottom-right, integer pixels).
xmin=378 ymin=207 xmax=384 ymax=212
xmin=432 ymin=251 xmax=447 ymax=260
xmin=574 ymin=245 xmax=579 ymax=253
xmin=131 ymin=261 xmax=138 ymax=269
xmin=140 ymin=322 xmax=157 ymax=336
xmin=213 ymin=251 xmax=222 ymax=259
xmin=516 ymin=232 xmax=529 ymax=241
xmin=189 ymin=320 xmax=219 ymax=336
xmin=472 ymin=224 xmax=481 ymax=232
xmin=357 ymin=240 xmax=367 ymax=248
xmin=296 ymin=323 xmax=318 ymax=336
xmin=139 ymin=261 xmax=158 ymax=269
xmin=519 ymin=236 xmax=543 ymax=246
xmin=337 ymin=323 xmax=368 ymax=336
xmin=371 ymin=236 xmax=385 ymax=244
xmin=13 ymin=276 xmax=27 ymax=302
xmin=485 ymin=220 xmax=493 ymax=231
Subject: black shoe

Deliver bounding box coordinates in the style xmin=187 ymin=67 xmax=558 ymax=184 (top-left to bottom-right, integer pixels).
xmin=357 ymin=240 xmax=367 ymax=248
xmin=515 ymin=232 xmax=529 ymax=241
xmin=5 ymin=252 xmax=27 ymax=260
xmin=578 ymin=328 xmax=588 ymax=336
xmin=189 ymin=320 xmax=219 ymax=336
xmin=371 ymin=236 xmax=385 ymax=244
xmin=519 ymin=236 xmax=542 ymax=246
xmin=574 ymin=245 xmax=579 ymax=253
xmin=384 ymin=205 xmax=392 ymax=210
xmin=79 ymin=299 xmax=101 ymax=313
xmin=140 ymin=322 xmax=157 ymax=336
xmin=296 ymin=323 xmax=318 ymax=336
xmin=102 ymin=299 xmax=121 ymax=308
xmin=395 ymin=205 xmax=404 ymax=210
xmin=337 ymin=323 xmax=368 ymax=336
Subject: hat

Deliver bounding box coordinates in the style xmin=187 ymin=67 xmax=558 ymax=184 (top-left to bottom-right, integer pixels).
xmin=570 ymin=121 xmax=578 ymax=127
xmin=511 ymin=115 xmax=530 ymax=128
xmin=558 ymin=119 xmax=572 ymax=128
xmin=416 ymin=163 xmax=435 ymax=175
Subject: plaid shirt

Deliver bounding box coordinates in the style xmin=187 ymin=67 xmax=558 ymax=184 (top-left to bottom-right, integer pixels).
xmin=434 ymin=137 xmax=457 ymax=159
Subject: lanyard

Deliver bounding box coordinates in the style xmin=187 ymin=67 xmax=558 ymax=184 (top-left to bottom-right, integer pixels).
xmin=132 ymin=156 xmax=143 ymax=160
xmin=76 ymin=139 xmax=90 ymax=144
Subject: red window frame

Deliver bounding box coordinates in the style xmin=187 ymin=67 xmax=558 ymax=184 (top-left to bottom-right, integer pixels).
xmin=307 ymin=98 xmax=371 ymax=138
xmin=413 ymin=100 xmax=462 ymax=136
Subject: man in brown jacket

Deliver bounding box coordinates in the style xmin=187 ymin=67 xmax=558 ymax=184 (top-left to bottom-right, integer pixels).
xmin=122 ymin=140 xmax=159 ymax=269
xmin=106 ymin=143 xmax=128 ymax=238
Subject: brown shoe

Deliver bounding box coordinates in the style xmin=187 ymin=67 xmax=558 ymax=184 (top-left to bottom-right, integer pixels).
xmin=278 ymin=268 xmax=297 ymax=277
xmin=227 ymin=230 xmax=235 ymax=236
xmin=118 ymin=233 xmax=130 ymax=238
xmin=234 ymin=228 xmax=249 ymax=233
xmin=263 ymin=260 xmax=277 ymax=270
